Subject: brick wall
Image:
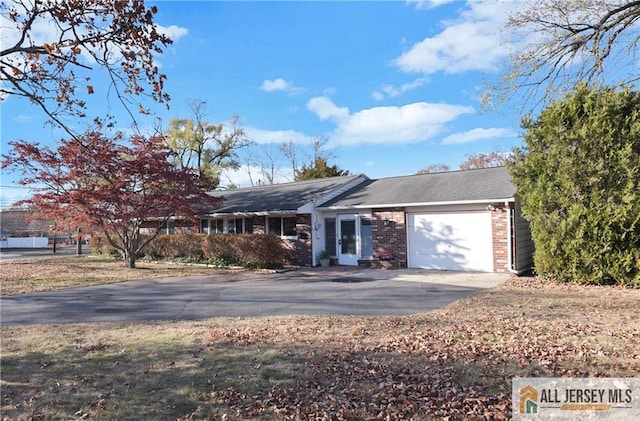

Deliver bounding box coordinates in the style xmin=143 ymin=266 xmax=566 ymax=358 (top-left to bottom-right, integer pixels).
xmin=285 ymin=214 xmax=312 ymax=267
xmin=491 ymin=204 xmax=509 ymax=272
xmin=371 ymin=208 xmax=407 ymax=268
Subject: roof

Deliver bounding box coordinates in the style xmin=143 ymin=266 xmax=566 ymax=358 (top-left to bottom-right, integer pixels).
xmin=0 ymin=208 xmax=54 ymax=235
xmin=202 ymin=174 xmax=365 ymax=215
xmin=319 ymin=166 xmax=516 ymax=209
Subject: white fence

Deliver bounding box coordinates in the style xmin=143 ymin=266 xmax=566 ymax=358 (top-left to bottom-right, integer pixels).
xmin=0 ymin=237 xmax=49 ymax=248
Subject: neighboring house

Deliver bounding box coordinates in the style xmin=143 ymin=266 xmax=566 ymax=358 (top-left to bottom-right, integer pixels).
xmin=198 ymin=167 xmax=534 ymax=274
xmin=0 ymin=208 xmax=53 ymax=237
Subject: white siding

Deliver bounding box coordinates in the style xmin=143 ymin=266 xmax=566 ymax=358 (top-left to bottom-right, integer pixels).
xmin=514 ymin=204 xmax=534 ymax=272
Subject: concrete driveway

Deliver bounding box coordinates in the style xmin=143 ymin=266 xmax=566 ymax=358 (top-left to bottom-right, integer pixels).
xmin=0 ymin=267 xmax=509 ymax=325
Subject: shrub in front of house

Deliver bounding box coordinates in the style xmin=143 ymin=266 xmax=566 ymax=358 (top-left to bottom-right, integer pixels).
xmin=144 ymin=234 xmax=204 ymax=262
xmin=138 ymin=233 xmax=286 ymax=269
xmin=88 ymin=235 xmax=119 ymax=257
xmin=231 ymin=234 xmax=286 ymax=269
xmin=201 ymin=234 xmax=237 ymax=265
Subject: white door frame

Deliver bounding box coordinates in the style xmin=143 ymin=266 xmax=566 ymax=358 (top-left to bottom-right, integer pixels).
xmin=337 ymin=214 xmax=359 ymax=266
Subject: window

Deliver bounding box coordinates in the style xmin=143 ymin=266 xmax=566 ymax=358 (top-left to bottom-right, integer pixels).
xmin=325 ymin=218 xmax=336 ymax=256
xmin=244 ymin=219 xmax=254 ymax=234
xmin=227 ymin=218 xmax=253 ymax=234
xmin=268 ymin=216 xmax=297 ymax=237
xmin=283 ymin=217 xmax=296 ymax=236
xmin=201 ymin=219 xmax=224 ymax=234
xmin=228 ymin=218 xmax=242 ymax=234
xmin=158 ymin=220 xmax=175 ymax=234
xmin=360 ymin=218 xmax=373 ymax=259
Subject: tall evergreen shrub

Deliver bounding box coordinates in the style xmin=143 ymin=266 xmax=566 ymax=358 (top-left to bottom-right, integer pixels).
xmin=508 ymin=85 xmax=640 ymax=286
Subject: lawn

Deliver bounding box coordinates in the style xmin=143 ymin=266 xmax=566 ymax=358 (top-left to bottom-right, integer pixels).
xmin=1 ymin=258 xmax=638 ymax=420
xmin=0 ymin=255 xmax=242 ymax=296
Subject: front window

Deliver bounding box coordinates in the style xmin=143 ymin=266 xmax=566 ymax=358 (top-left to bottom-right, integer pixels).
xmin=201 ymin=219 xmax=224 ymax=234
xmin=360 ymin=218 xmax=373 ymax=259
xmin=159 ymin=220 xmax=175 ymax=234
xmin=228 ymin=218 xmax=242 ymax=234
xmin=325 ymin=218 xmax=336 ymax=256
xmin=228 ymin=218 xmax=253 ymax=234
xmin=268 ymin=216 xmax=296 ymax=237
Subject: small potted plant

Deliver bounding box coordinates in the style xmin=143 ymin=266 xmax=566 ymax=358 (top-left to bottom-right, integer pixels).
xmin=317 ymin=250 xmax=331 ymax=267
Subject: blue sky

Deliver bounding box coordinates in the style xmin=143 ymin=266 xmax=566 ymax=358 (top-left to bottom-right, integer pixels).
xmin=1 ymin=0 xmax=524 ymax=204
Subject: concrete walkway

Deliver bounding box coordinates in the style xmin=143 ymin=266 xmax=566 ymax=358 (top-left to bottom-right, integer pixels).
xmin=0 ymin=267 xmax=509 ymax=325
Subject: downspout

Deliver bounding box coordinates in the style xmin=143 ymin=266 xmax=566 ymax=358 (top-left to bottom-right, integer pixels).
xmin=311 ymin=209 xmax=318 ymax=267
xmin=506 ymin=201 xmax=528 ymax=276
xmin=311 ymin=199 xmax=322 ymax=267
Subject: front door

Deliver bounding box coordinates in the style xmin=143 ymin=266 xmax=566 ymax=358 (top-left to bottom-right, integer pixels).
xmin=338 ymin=215 xmax=359 ymax=265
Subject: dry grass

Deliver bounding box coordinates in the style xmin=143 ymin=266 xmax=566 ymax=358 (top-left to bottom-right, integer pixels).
xmin=0 ymin=255 xmax=231 ymax=296
xmin=1 ymin=259 xmax=639 ymax=419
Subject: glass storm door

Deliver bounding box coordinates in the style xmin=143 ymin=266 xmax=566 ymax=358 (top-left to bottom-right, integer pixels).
xmin=338 ymin=215 xmax=358 ymax=266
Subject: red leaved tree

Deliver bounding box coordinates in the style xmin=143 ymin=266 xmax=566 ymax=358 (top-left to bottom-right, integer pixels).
xmin=2 ymin=132 xmax=220 ymax=268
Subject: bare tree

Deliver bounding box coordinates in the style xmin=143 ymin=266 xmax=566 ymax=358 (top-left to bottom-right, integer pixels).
xmin=496 ymin=0 xmax=640 ymax=107
xmin=280 ymin=140 xmax=299 ymax=180
xmin=242 ymin=143 xmax=283 ymax=186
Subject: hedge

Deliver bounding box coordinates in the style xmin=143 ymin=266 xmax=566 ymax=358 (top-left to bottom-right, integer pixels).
xmin=143 ymin=233 xmax=287 ymax=269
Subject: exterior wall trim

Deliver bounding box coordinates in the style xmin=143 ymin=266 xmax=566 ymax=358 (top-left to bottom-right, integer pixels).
xmin=317 ymin=197 xmax=516 ymax=211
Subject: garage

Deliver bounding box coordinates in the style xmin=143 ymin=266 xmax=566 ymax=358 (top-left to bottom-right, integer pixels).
xmin=408 ymin=212 xmax=494 ymax=272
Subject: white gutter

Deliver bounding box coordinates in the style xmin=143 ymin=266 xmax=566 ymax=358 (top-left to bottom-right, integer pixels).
xmin=317 ymin=197 xmax=516 ymax=211
xmin=202 ymin=210 xmax=298 ymax=218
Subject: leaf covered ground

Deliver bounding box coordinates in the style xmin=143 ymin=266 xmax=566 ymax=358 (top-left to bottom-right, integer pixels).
xmin=1 ymin=268 xmax=639 ymax=420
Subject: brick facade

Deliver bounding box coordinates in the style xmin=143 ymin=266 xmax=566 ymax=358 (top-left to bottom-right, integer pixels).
xmin=243 ymin=215 xmax=313 ymax=267
xmin=490 ymin=204 xmax=509 ymax=272
xmin=371 ymin=208 xmax=407 ymax=269
xmin=283 ymin=214 xmax=312 ymax=267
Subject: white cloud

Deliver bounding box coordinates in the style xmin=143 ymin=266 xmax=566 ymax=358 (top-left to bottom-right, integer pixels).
xmin=307 ymin=97 xmax=474 ymax=147
xmin=406 ymin=0 xmax=456 ymax=10
xmin=221 ymin=164 xmax=294 ymax=188
xmin=260 ymin=78 xmax=305 ymax=95
xmin=244 ymin=126 xmax=315 ymax=145
xmin=395 ymin=1 xmax=515 ymax=75
xmin=371 ymin=91 xmax=385 ymax=101
xmin=306 ymin=97 xmax=350 ymax=121
xmin=441 ymin=127 xmax=516 ymax=145
xmin=155 ymin=24 xmax=188 ymax=42
xmin=372 ymin=77 xmax=429 ymax=100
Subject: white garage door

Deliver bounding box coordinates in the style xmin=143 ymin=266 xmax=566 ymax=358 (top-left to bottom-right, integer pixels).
xmin=408 ymin=212 xmax=493 ymax=272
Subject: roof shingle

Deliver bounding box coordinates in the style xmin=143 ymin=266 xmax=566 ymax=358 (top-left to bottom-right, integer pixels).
xmin=203 ymin=174 xmax=365 ymax=214
xmin=319 ymin=166 xmax=515 ymax=208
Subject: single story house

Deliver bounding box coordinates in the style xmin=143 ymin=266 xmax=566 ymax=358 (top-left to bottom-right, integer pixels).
xmin=198 ymin=167 xmax=533 ymax=274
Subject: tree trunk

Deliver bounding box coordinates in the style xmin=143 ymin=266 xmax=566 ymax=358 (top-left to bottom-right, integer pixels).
xmin=124 ymin=250 xmax=136 ymax=268
xmin=76 ymin=228 xmax=83 ymax=255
